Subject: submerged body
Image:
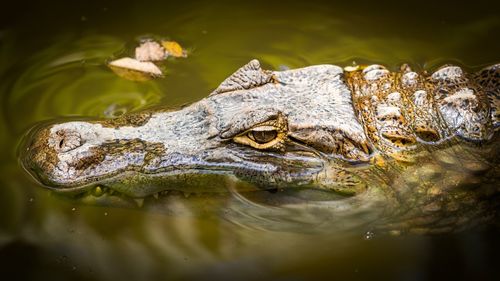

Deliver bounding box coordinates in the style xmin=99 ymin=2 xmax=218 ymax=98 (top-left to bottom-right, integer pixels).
xmin=21 ymin=60 xmax=500 ymax=231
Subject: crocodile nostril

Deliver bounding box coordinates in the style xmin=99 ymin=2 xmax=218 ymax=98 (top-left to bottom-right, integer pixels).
xmin=51 ymin=129 xmax=83 ymax=152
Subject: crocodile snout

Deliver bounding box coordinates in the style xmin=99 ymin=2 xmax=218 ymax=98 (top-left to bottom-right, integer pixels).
xmin=22 ymin=125 xmax=60 ymax=187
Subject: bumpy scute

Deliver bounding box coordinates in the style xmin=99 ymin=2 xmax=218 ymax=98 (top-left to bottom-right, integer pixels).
xmin=475 ymin=64 xmax=500 ymax=131
xmin=346 ymin=63 xmax=496 ymax=155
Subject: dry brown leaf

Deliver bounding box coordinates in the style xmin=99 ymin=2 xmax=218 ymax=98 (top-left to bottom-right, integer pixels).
xmin=135 ymin=41 xmax=166 ymax=62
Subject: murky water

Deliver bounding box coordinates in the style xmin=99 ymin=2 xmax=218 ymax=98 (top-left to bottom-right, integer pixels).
xmin=1 ymin=0 xmax=499 ymax=280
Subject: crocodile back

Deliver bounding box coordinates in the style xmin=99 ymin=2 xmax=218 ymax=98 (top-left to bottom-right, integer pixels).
xmin=345 ymin=64 xmax=497 ymax=161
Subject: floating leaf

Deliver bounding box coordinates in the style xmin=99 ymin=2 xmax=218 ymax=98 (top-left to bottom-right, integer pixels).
xmin=135 ymin=40 xmax=166 ymax=62
xmin=161 ymin=40 xmax=187 ymax=58
xmin=108 ymin=57 xmax=163 ymax=81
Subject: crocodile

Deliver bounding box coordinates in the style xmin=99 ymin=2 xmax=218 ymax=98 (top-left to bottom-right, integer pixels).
xmin=21 ymin=59 xmax=500 ymax=230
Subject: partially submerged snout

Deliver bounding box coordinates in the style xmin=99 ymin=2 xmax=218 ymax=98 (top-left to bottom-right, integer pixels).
xmin=22 ymin=116 xmax=173 ymax=194
xmin=20 ymin=106 xmax=264 ymax=196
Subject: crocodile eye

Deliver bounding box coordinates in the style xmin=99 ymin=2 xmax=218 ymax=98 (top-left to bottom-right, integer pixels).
xmin=248 ymin=129 xmax=278 ymax=144
xmin=233 ymin=125 xmax=286 ymax=150
xmin=230 ymin=112 xmax=288 ymax=150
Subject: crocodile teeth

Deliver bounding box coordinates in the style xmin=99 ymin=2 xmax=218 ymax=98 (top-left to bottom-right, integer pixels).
xmin=134 ymin=198 xmax=144 ymax=208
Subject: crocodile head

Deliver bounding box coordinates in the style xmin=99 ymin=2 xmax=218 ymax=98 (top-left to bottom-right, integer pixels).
xmin=22 ymin=60 xmax=374 ymax=198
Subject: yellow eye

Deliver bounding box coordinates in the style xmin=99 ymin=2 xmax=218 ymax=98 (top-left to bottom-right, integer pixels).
xmin=233 ymin=126 xmax=285 ymax=150
xmin=248 ymin=130 xmax=278 ymax=144
xmin=231 ymin=112 xmax=288 ymax=150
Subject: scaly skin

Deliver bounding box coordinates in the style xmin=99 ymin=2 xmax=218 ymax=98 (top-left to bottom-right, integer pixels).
xmin=20 ymin=60 xmax=500 ymax=231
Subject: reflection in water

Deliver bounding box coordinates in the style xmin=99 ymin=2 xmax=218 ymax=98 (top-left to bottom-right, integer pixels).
xmin=0 ymin=0 xmax=499 ymax=280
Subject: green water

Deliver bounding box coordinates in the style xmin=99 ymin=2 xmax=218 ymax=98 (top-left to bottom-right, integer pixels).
xmin=1 ymin=0 xmax=499 ymax=280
